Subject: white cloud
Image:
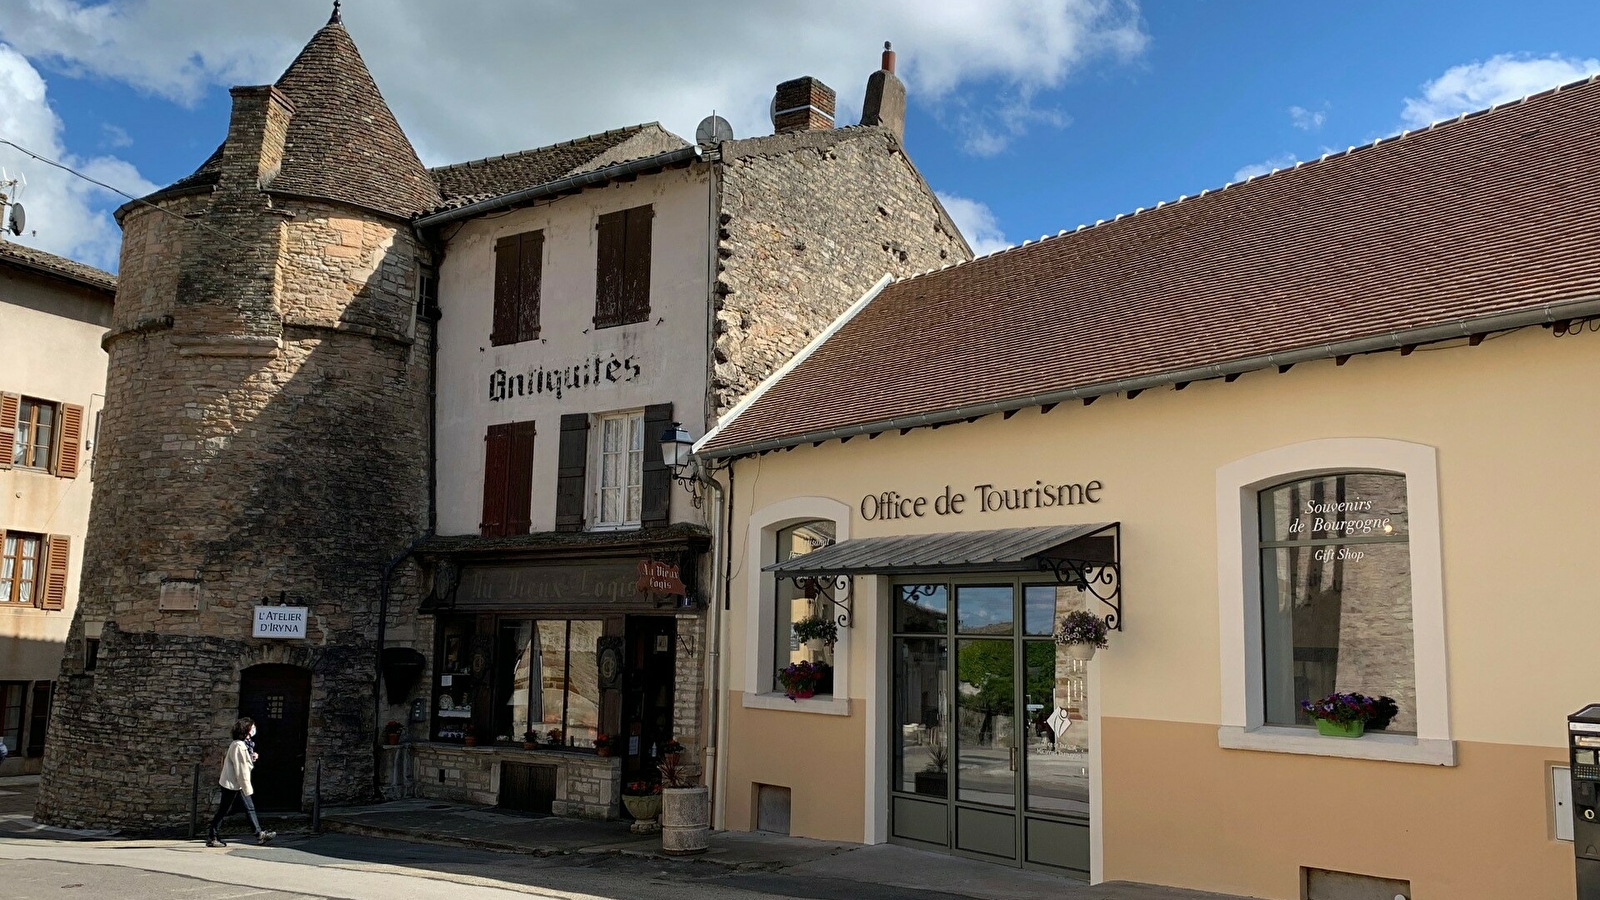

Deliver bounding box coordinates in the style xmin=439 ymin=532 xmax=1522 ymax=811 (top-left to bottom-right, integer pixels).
xmin=0 ymin=0 xmax=1147 ymax=166
xmin=1401 ymin=53 xmax=1600 ymax=128
xmin=1232 ymin=152 xmax=1298 ymax=183
xmin=1288 ymin=104 xmax=1325 ymax=131
xmin=936 ymin=191 xmax=1010 ymax=256
xmin=100 ymin=123 xmax=131 ymax=148
xmin=0 ymin=42 xmax=156 ymax=270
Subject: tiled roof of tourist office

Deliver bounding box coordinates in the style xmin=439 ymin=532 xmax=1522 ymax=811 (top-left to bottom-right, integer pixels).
xmin=0 ymin=240 xmax=116 ymax=293
xmin=700 ymin=74 xmax=1600 ymax=457
xmin=428 ymin=124 xmax=691 ymax=212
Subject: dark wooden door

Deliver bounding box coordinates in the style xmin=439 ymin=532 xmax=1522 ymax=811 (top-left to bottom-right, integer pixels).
xmin=621 ymin=616 xmax=676 ymax=782
xmin=238 ymin=664 xmax=311 ymax=812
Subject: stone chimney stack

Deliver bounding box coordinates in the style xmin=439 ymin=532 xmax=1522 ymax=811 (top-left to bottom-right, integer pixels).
xmin=860 ymin=42 xmax=906 ymax=139
xmin=218 ymin=85 xmax=295 ymax=190
xmin=772 ymin=76 xmax=836 ymax=134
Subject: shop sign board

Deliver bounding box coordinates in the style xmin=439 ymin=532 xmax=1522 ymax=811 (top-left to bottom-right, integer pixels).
xmin=253 ymin=606 xmax=308 ymax=639
xmin=637 ymin=560 xmax=686 ymax=596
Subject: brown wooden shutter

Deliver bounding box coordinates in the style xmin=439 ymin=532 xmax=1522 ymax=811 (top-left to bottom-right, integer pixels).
xmin=641 ymin=403 xmax=673 ymax=528
xmin=622 ymin=206 xmax=653 ymax=324
xmin=492 ymin=236 xmax=521 ymax=346
xmin=0 ymin=393 xmax=18 ymax=470
xmin=555 ymin=413 xmax=590 ymax=532
xmin=481 ymin=424 xmax=513 ymax=537
xmin=594 ymin=211 xmax=627 ymax=329
xmin=505 ymin=420 xmax=537 ymax=536
xmin=517 ymin=231 xmax=543 ymax=342
xmin=54 ymin=403 xmax=83 ymax=478
xmin=40 ymin=534 xmax=69 ymax=610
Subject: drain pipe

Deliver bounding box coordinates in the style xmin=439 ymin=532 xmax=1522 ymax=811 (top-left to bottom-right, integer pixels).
xmin=708 ymin=461 xmax=734 ymax=830
xmin=698 ymin=462 xmax=727 ymax=823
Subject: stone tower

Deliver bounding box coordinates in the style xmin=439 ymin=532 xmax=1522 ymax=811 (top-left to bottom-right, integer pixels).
xmin=37 ymin=9 xmax=439 ymax=828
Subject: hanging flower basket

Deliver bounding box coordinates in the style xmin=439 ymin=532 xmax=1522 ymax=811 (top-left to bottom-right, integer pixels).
xmin=1055 ymin=610 xmax=1109 ymax=661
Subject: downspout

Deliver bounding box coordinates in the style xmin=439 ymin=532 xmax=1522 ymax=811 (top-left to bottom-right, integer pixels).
xmin=710 ymin=460 xmax=734 ymax=830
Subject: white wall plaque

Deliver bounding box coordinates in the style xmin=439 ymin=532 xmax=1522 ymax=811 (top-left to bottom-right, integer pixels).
xmin=253 ymin=606 xmax=308 ymax=639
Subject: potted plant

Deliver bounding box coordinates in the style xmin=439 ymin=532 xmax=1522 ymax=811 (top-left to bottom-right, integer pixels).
xmin=622 ymin=780 xmax=663 ymax=834
xmin=546 ymin=727 xmax=564 ymax=747
xmin=777 ymin=660 xmax=832 ymax=700
xmin=913 ymin=736 xmax=948 ymax=797
xmin=657 ymin=739 xmax=709 ymax=855
xmin=595 ymin=733 xmax=614 ymax=757
xmin=1301 ymin=692 xmax=1382 ymax=738
xmin=522 ymin=729 xmax=539 ymax=750
xmin=384 ymin=720 xmax=403 ymax=746
xmin=1056 ymin=610 xmax=1110 ymax=661
xmin=792 ymin=615 xmax=838 ymax=654
xmin=463 ymin=727 xmax=479 ymax=748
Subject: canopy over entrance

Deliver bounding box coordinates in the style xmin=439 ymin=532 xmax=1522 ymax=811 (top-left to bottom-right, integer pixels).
xmin=764 ymin=523 xmax=1121 ymax=630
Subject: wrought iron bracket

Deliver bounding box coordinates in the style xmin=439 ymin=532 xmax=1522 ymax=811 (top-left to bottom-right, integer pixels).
xmin=1038 ymin=557 xmax=1122 ymax=632
xmin=786 ymin=575 xmax=853 ymax=629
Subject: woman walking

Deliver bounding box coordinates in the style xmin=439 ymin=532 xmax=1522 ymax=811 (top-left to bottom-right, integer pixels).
xmin=205 ymin=717 xmax=276 ymax=847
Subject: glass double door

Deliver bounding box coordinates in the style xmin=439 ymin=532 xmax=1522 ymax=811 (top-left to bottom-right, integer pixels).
xmin=890 ymin=578 xmax=1093 ymax=873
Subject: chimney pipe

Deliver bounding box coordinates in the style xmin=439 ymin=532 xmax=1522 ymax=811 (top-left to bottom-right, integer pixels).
xmin=860 ymin=41 xmax=907 ymax=140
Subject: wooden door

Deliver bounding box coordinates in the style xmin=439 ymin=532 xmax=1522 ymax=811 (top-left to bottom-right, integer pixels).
xmin=238 ymin=664 xmax=311 ymax=812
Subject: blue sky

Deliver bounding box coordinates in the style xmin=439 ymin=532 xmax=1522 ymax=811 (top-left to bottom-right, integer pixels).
xmin=3 ymin=1 xmax=1599 ymax=270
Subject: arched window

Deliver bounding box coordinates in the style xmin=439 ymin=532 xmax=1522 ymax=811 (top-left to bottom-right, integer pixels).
xmin=771 ymin=520 xmax=837 ymax=694
xmin=1257 ymin=473 xmax=1413 ymax=732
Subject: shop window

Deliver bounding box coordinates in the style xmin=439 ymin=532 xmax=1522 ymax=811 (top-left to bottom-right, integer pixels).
xmin=1258 ymin=473 xmax=1414 ymax=732
xmin=595 ymin=412 xmax=643 ymax=528
xmin=0 ymin=532 xmax=41 ymax=604
xmin=1216 ymin=439 xmax=1452 ymax=765
xmin=26 ymin=681 xmax=50 ymax=756
xmin=435 ymin=616 xmax=602 ymax=746
xmin=771 ymin=520 xmax=838 ymax=694
xmin=0 ymin=682 xmax=24 ymax=754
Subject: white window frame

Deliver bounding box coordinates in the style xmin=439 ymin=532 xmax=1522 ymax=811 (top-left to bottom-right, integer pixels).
xmin=743 ymin=496 xmax=854 ymax=717
xmin=1215 ymin=438 xmax=1455 ymax=765
xmin=591 ymin=410 xmax=644 ymax=530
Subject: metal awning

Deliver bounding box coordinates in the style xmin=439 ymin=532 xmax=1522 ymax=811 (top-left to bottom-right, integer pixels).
xmin=765 ymin=523 xmax=1117 ymax=577
xmin=765 ymin=523 xmax=1121 ymax=631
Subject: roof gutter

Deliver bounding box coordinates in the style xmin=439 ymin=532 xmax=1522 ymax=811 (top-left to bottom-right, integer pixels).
xmin=699 ymin=293 xmax=1600 ymax=460
xmin=414 ymin=146 xmax=701 ymax=230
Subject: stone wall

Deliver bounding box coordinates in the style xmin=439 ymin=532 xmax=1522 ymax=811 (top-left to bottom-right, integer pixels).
xmin=673 ymin=612 xmax=706 ymax=771
xmin=712 ymin=126 xmax=971 ymax=413
xmin=412 ymin=744 xmax=621 ymax=819
xmin=37 ymin=149 xmax=432 ymax=829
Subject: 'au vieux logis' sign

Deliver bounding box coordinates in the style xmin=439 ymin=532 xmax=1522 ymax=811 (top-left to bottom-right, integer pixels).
xmin=859 ymin=478 xmax=1104 ymax=521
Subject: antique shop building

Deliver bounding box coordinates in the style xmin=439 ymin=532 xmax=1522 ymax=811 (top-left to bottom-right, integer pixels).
xmin=693 ymin=76 xmax=1600 ymax=898
xmin=37 ymin=6 xmax=969 ymax=829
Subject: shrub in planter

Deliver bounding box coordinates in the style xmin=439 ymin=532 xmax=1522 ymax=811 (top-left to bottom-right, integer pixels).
xmin=1300 ymin=692 xmax=1383 ymax=737
xmin=384 ymin=720 xmax=403 ymax=745
xmin=777 ymin=660 xmax=832 ymax=700
xmin=657 ymin=738 xmax=708 ymax=854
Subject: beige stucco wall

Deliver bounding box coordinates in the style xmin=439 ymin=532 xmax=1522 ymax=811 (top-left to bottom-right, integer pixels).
xmin=718 ymin=324 xmax=1600 ymax=897
xmin=434 ymin=166 xmax=712 ymax=536
xmin=0 ymin=264 xmax=111 ymax=682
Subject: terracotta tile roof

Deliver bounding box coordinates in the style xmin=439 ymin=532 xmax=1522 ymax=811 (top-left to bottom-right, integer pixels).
xmin=268 ymin=17 xmax=439 ymax=217
xmin=701 ymin=75 xmax=1600 ymax=456
xmin=428 ymin=124 xmax=689 ymax=211
xmin=0 ymin=240 xmax=116 ymax=293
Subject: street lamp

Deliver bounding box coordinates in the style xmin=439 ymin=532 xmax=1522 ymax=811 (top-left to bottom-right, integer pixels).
xmin=660 ymin=421 xmax=695 ymax=474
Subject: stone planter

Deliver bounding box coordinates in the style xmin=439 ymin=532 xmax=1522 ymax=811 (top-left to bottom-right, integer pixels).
xmin=1065 ymin=642 xmax=1097 ymax=661
xmin=660 ymin=785 xmax=710 ymax=854
xmin=623 ymin=794 xmax=662 ymax=834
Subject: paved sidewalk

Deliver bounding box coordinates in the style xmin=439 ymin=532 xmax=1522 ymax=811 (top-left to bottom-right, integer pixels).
xmin=322 ymin=797 xmax=1252 ymax=900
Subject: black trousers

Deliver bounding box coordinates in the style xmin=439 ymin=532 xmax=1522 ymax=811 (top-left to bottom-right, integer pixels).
xmin=208 ymin=787 xmax=262 ymax=837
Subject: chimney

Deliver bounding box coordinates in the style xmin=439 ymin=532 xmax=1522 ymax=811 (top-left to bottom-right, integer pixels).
xmin=218 ymin=85 xmax=295 ymax=190
xmin=860 ymin=42 xmax=906 ymax=139
xmin=772 ymin=77 xmax=836 ymax=134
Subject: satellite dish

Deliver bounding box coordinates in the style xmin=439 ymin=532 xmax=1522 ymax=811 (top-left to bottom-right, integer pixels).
xmin=695 ymin=115 xmax=734 ymax=146
xmin=7 ymin=202 xmax=22 ymax=237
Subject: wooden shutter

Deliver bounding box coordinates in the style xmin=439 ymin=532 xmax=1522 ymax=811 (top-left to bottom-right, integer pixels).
xmin=641 ymin=403 xmax=673 ymax=528
xmin=505 ymin=420 xmax=537 ymax=536
xmin=481 ymin=424 xmax=513 ymax=537
xmin=622 ymin=206 xmax=654 ymax=324
xmin=54 ymin=403 xmax=83 ymax=478
xmin=555 ymin=413 xmax=590 ymax=532
xmin=39 ymin=534 xmax=69 ymax=610
xmin=517 ymin=231 xmax=544 ymax=342
xmin=492 ymin=236 xmax=521 ymax=346
xmin=594 ymin=211 xmax=628 ymax=329
xmin=0 ymin=393 xmax=18 ymax=471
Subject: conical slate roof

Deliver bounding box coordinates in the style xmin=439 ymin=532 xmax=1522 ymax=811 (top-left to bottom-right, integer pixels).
xmin=267 ymin=13 xmax=439 ymax=218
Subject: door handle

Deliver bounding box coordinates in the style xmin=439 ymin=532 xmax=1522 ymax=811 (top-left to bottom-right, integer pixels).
xmin=1010 ymin=746 xmax=1018 ymax=772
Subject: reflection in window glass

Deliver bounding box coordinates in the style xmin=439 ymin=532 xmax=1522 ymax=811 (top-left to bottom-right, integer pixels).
xmin=495 ymin=620 xmax=534 ymax=740
xmin=1024 ymin=641 xmax=1089 ymax=816
xmin=894 ymin=638 xmax=948 ymax=796
xmin=536 ymin=621 xmax=568 ymax=736
xmin=1023 ymin=585 xmax=1066 ymax=637
xmin=772 ymin=520 xmax=837 ymax=693
xmin=565 ymin=621 xmax=603 ymax=745
xmin=895 ymin=584 xmax=947 ymax=633
xmin=955 ymin=638 xmax=1014 ymax=808
xmin=956 ymin=585 xmax=1013 ymax=635
xmin=1259 ymin=473 xmax=1414 ymax=732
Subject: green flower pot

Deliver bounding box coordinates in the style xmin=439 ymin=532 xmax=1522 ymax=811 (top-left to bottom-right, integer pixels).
xmin=1315 ymin=719 xmax=1365 ymax=738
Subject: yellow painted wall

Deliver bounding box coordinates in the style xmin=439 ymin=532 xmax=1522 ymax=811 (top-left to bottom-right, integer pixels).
xmin=718 ymin=325 xmax=1600 ymax=895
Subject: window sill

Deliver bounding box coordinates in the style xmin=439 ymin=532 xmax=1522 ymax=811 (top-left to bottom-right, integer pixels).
xmin=742 ymin=691 xmax=850 ymax=716
xmin=1217 ymin=725 xmax=1456 ymax=766
xmin=588 ymin=524 xmax=642 ymax=533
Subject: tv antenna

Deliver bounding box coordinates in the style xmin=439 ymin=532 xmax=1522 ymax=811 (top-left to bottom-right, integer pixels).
xmin=0 ymin=170 xmax=26 ymax=238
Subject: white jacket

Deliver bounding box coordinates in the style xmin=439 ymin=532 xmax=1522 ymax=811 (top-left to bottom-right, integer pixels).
xmin=218 ymin=739 xmax=254 ymax=796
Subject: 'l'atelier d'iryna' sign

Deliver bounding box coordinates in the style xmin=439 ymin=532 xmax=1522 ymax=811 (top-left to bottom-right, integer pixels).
xmin=860 ymin=479 xmax=1104 ymax=521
